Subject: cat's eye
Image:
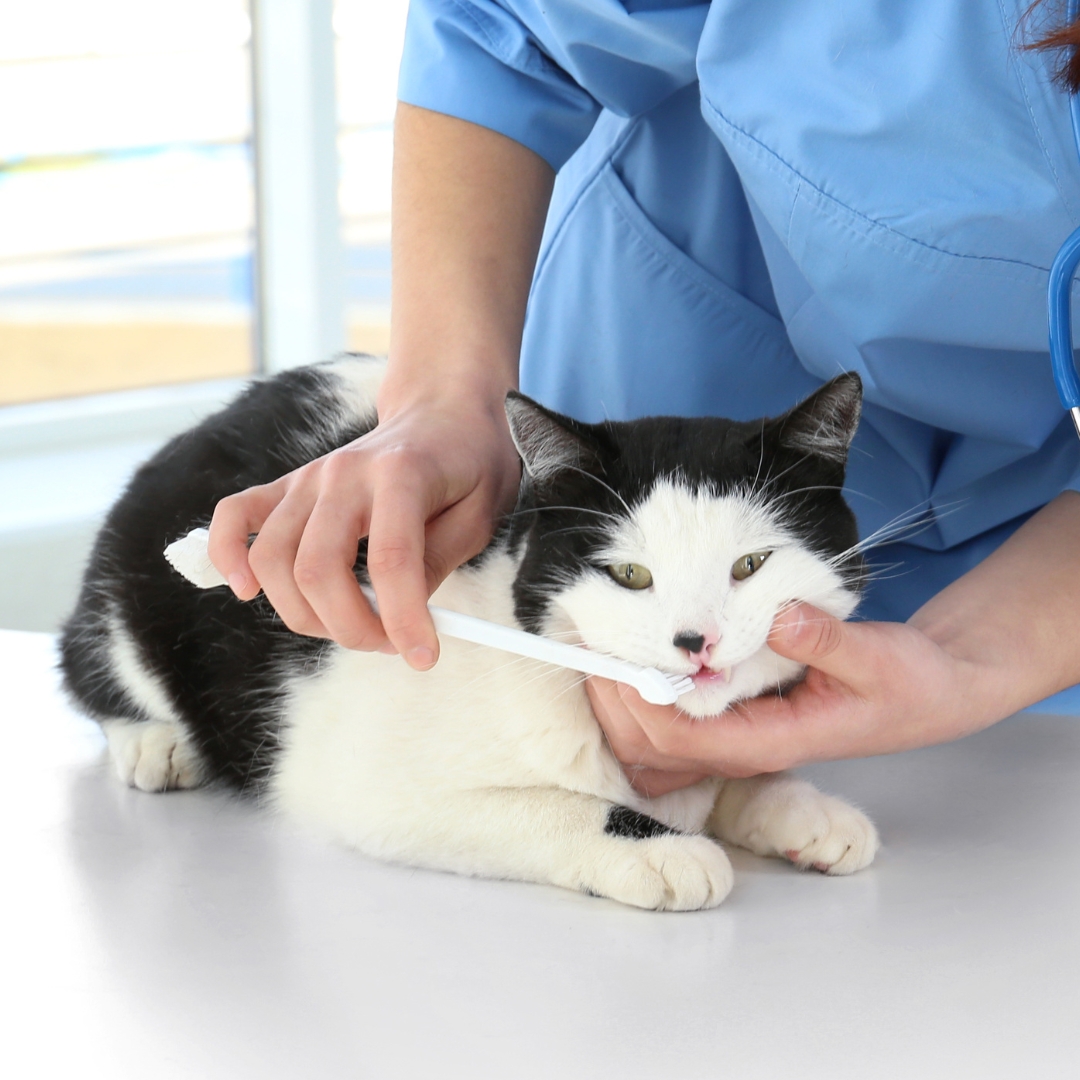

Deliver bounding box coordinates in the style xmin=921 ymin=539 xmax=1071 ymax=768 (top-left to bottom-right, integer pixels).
xmin=731 ymin=551 xmax=772 ymax=581
xmin=607 ymin=563 xmax=653 ymax=590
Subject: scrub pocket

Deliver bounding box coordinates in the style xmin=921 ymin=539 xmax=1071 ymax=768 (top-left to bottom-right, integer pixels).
xmin=520 ymin=162 xmax=821 ymax=422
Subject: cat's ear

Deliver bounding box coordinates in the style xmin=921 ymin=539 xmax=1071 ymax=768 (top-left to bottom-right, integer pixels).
xmin=775 ymin=372 xmax=862 ymax=464
xmin=504 ymin=392 xmax=599 ymax=482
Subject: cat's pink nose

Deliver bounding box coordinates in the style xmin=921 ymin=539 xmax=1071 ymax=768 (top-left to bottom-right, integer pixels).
xmin=672 ymin=629 xmax=718 ymax=664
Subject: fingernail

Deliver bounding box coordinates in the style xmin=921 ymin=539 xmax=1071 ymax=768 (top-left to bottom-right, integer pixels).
xmin=378 ymin=641 xmax=398 ymax=655
xmin=407 ymin=646 xmax=435 ymax=670
xmin=228 ymin=572 xmax=248 ymax=596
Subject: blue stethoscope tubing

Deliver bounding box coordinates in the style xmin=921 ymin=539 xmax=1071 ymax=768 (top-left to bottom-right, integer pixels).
xmin=1049 ymin=0 xmax=1080 ymax=436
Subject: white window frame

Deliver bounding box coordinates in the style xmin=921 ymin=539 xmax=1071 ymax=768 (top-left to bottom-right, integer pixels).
xmin=0 ymin=0 xmax=348 ymax=629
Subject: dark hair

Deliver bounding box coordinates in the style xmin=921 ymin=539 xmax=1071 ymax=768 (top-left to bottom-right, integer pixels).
xmin=1027 ymin=1 xmax=1080 ymax=91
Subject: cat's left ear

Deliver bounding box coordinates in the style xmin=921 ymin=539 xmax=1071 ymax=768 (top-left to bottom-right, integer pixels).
xmin=504 ymin=392 xmax=600 ymax=482
xmin=774 ymin=372 xmax=863 ymax=464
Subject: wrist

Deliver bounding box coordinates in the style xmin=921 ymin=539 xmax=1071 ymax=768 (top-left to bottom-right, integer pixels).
xmin=909 ymin=607 xmax=1050 ymax=727
xmin=377 ymin=349 xmax=516 ymax=423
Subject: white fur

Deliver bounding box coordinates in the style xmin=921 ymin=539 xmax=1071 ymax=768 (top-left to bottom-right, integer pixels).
xmin=552 ymin=481 xmax=858 ymax=717
xmin=103 ymin=719 xmax=203 ymax=791
xmin=101 ymin=611 xmax=203 ymax=790
xmin=109 ymin=357 xmax=878 ymax=909
xmin=107 ymin=610 xmax=182 ymax=725
xmin=321 ymin=354 xmax=383 ymax=424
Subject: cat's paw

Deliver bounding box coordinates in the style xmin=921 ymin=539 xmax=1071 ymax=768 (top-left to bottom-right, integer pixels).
xmin=713 ymin=777 xmax=878 ymax=876
xmin=588 ymin=833 xmax=734 ymax=911
xmin=102 ymin=720 xmax=203 ymax=792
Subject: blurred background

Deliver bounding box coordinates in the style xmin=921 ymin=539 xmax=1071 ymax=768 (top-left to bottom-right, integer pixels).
xmin=0 ymin=0 xmax=404 ymax=629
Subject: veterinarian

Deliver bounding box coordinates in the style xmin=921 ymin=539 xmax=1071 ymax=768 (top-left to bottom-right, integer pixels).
xmin=208 ymin=1 xmax=1080 ymax=794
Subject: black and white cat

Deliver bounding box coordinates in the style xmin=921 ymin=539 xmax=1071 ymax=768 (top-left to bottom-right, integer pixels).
xmin=61 ymin=355 xmax=878 ymax=910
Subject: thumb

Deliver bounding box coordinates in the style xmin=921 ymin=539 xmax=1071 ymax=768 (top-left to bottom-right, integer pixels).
xmin=768 ymin=603 xmax=853 ymax=675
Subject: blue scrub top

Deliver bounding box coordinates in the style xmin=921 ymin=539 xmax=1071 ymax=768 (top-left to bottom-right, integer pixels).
xmin=398 ymin=0 xmax=1080 ymax=623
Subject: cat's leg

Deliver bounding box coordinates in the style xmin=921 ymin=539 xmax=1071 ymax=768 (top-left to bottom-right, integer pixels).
xmin=709 ymin=775 xmax=878 ymax=875
xmin=391 ymin=787 xmax=734 ymax=911
xmin=101 ymin=719 xmax=204 ymax=792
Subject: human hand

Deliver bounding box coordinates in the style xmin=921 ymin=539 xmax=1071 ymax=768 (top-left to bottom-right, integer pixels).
xmin=210 ymin=105 xmax=551 ymax=668
xmin=207 ymin=385 xmax=521 ymax=668
xmin=587 ymin=602 xmax=1000 ymax=795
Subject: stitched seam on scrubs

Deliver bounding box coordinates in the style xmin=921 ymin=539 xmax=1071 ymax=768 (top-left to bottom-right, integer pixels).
xmin=448 ymin=0 xmax=509 ymax=64
xmin=449 ymin=0 xmax=566 ymax=84
xmin=700 ymin=96 xmax=1052 ymax=275
xmin=785 ymin=181 xmax=802 ymax=249
xmin=531 ymin=122 xmax=641 ymax=287
xmin=598 ymin=165 xmax=786 ymax=331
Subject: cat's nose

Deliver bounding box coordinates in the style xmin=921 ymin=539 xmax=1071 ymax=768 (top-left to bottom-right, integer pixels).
xmin=673 ymin=628 xmax=720 ymax=665
xmin=673 ymin=631 xmax=706 ymax=654
xmin=673 ymin=631 xmax=711 ymax=656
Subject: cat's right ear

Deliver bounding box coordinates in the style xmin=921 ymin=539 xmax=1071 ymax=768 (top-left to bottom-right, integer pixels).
xmin=504 ymin=392 xmax=599 ymax=483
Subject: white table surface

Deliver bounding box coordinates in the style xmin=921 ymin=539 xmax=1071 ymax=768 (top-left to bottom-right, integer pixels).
xmin=4 ymin=627 xmax=1080 ymax=1079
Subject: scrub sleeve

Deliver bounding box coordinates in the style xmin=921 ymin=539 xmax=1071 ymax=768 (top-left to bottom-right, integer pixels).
xmin=397 ymin=0 xmax=1080 ymax=629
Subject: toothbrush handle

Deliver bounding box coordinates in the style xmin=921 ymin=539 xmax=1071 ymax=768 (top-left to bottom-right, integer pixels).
xmin=360 ymin=585 xmax=651 ymax=686
xmin=163 ymin=529 xmax=679 ymax=702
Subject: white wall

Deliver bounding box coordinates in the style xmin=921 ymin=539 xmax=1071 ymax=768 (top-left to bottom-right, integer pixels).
xmin=0 ymin=380 xmax=243 ymax=630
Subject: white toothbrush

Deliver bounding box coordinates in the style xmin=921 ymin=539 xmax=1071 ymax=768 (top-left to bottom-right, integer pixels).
xmin=164 ymin=528 xmax=694 ymax=705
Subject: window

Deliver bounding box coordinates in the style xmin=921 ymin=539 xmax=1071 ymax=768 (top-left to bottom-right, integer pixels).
xmin=338 ymin=0 xmax=405 ymax=358
xmin=0 ymin=0 xmax=257 ymax=405
xmin=0 ymin=1 xmax=406 ymax=631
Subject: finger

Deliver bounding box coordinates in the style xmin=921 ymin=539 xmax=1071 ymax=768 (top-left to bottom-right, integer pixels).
xmin=208 ymin=482 xmax=286 ymax=599
xmin=246 ymin=483 xmax=330 ymax=639
xmin=294 ymin=487 xmax=388 ymax=652
xmin=366 ymin=470 xmax=439 ymax=670
xmin=422 ymin=495 xmax=500 ymax=593
xmin=606 ymin=679 xmax=806 ymax=776
xmin=627 ymin=767 xmax=712 ymax=798
xmin=767 ymin=603 xmax=875 ymax=691
xmin=585 ymin=677 xmax=651 ymax=763
xmin=587 ymin=678 xmax=701 ymax=771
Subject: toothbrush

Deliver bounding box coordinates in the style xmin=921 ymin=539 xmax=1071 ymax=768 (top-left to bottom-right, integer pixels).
xmin=164 ymin=528 xmax=694 ymax=705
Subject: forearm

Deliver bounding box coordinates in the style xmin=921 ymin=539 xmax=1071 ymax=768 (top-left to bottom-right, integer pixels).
xmin=909 ymin=490 xmax=1080 ymax=720
xmin=384 ymin=104 xmax=555 ymax=414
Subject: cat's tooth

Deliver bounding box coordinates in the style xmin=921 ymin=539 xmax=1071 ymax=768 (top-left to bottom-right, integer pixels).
xmin=721 ymin=667 xmax=732 ymax=682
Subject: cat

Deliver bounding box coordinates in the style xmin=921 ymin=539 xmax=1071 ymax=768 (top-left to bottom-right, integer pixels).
xmin=60 ymin=354 xmax=878 ymax=911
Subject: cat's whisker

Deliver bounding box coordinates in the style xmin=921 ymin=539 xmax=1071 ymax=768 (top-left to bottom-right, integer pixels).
xmin=540 ymin=524 xmax=614 ymax=542
xmin=505 ymin=504 xmax=626 ymax=523
xmin=556 ymin=462 xmax=643 ymax=537
xmin=751 ymin=455 xmax=814 ymax=495
xmin=761 ymin=484 xmax=845 ymax=500
xmin=826 ymin=498 xmax=969 ymax=569
xmin=751 ymin=418 xmax=768 ymax=492
xmin=851 ymin=561 xmax=914 ymax=584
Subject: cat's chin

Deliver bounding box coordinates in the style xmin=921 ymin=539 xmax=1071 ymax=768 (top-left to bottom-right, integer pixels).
xmin=676 ymin=651 xmax=807 ymax=718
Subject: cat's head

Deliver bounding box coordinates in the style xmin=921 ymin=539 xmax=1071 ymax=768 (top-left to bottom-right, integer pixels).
xmin=504 ymin=375 xmax=864 ymax=717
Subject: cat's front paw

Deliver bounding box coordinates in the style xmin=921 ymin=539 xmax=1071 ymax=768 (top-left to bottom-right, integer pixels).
xmin=102 ymin=720 xmax=203 ymax=792
xmin=588 ymin=833 xmax=734 ymax=911
xmin=711 ymin=776 xmax=878 ymax=876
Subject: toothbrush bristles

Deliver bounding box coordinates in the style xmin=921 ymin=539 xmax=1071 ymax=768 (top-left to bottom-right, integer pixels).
xmin=668 ymin=675 xmax=695 ymax=696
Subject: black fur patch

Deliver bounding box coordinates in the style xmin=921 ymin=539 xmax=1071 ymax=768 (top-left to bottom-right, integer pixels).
xmin=60 ymin=358 xmax=376 ymax=795
xmin=59 ymin=360 xmax=864 ymax=801
xmin=508 ymin=376 xmax=865 ymax=634
xmin=604 ymin=805 xmax=677 ymax=840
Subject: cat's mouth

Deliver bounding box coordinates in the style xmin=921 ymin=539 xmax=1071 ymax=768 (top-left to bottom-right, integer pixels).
xmin=690 ymin=666 xmax=732 ymax=686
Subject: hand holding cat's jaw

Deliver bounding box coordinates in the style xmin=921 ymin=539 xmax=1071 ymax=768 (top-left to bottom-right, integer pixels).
xmin=587 ymin=601 xmax=1008 ymax=789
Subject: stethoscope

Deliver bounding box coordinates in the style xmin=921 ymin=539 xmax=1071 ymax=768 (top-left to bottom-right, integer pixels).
xmin=1049 ymin=0 xmax=1080 ymax=439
